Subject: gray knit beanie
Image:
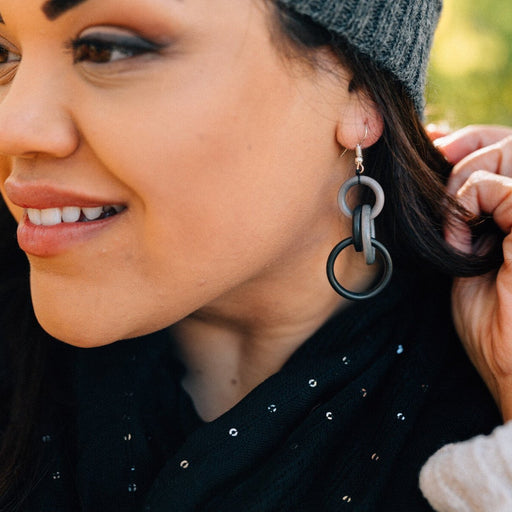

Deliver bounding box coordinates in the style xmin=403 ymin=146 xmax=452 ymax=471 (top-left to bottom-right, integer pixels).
xmin=278 ymin=0 xmax=442 ymax=113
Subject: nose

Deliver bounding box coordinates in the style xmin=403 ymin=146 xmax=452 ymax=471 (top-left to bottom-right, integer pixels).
xmin=0 ymin=67 xmax=79 ymax=159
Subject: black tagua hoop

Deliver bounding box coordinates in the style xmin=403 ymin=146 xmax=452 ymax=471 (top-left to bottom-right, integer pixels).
xmin=326 ymin=237 xmax=393 ymax=301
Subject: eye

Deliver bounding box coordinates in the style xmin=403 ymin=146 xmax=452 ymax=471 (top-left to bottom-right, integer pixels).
xmin=0 ymin=44 xmax=20 ymax=65
xmin=0 ymin=42 xmax=20 ymax=85
xmin=69 ymin=34 xmax=164 ymax=64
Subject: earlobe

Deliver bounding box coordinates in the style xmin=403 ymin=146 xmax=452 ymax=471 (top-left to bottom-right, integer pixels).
xmin=335 ymin=93 xmax=384 ymax=150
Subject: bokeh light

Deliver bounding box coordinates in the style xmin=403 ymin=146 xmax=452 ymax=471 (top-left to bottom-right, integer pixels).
xmin=426 ymin=0 xmax=512 ymax=126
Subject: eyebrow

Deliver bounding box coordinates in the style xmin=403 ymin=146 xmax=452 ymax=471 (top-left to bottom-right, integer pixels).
xmin=42 ymin=0 xmax=89 ymax=20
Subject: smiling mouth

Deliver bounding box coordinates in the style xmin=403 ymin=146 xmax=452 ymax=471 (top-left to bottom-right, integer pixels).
xmin=26 ymin=205 xmax=126 ymax=226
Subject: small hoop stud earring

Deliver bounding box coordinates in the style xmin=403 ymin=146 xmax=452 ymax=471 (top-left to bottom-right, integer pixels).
xmin=326 ymin=130 xmax=393 ymax=300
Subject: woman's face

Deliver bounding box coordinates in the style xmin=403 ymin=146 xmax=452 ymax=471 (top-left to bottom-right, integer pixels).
xmin=0 ymin=0 xmax=355 ymax=346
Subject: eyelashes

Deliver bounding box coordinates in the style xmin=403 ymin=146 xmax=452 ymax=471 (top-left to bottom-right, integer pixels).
xmin=0 ymin=30 xmax=167 ymax=85
xmin=0 ymin=42 xmax=20 ymax=85
xmin=67 ymin=34 xmax=166 ymax=64
xmin=0 ymin=45 xmax=20 ymax=65
xmin=0 ymin=33 xmax=164 ymax=69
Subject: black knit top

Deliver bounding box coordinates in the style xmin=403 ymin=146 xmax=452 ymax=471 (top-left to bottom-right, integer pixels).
xmin=2 ymin=268 xmax=501 ymax=512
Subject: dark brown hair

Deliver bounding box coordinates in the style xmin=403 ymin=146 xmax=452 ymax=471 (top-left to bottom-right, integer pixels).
xmin=270 ymin=2 xmax=503 ymax=276
xmin=0 ymin=201 xmax=51 ymax=511
xmin=0 ymin=2 xmax=503 ymax=510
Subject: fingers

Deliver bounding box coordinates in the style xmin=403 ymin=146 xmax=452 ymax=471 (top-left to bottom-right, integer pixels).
xmin=435 ymin=125 xmax=512 ymax=164
xmin=447 ymin=135 xmax=512 ymax=195
xmin=459 ymin=171 xmax=512 ymax=232
xmin=446 ymin=171 xmax=512 ymax=254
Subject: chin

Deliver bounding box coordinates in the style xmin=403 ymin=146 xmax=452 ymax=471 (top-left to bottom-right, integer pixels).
xmin=30 ymin=287 xmax=177 ymax=348
xmin=31 ymin=291 xmax=150 ymax=348
xmin=34 ymin=310 xmax=126 ymax=347
xmin=28 ymin=264 xmax=155 ymax=347
xmin=27 ymin=260 xmax=194 ymax=347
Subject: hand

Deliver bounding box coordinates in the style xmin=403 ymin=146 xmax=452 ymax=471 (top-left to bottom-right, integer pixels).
xmin=434 ymin=125 xmax=512 ymax=421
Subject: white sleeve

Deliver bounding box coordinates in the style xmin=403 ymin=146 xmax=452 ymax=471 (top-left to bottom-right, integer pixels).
xmin=419 ymin=421 xmax=512 ymax=512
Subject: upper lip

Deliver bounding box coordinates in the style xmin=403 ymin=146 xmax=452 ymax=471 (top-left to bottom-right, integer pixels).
xmin=4 ymin=178 xmax=124 ymax=209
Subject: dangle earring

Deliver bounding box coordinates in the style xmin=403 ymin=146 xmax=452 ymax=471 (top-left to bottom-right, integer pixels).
xmin=326 ymin=133 xmax=393 ymax=300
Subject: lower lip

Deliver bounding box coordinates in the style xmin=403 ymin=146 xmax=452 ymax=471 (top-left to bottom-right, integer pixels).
xmin=17 ymin=213 xmax=122 ymax=257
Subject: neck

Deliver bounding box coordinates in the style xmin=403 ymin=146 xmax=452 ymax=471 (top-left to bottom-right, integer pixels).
xmin=171 ymin=244 xmax=377 ymax=422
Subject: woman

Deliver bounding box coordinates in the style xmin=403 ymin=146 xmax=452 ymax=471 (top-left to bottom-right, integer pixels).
xmin=0 ymin=0 xmax=505 ymax=510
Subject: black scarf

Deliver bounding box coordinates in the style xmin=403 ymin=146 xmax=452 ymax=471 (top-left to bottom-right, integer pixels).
xmin=22 ymin=269 xmax=500 ymax=511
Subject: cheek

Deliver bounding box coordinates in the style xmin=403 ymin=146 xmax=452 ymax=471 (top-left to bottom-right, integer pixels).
xmin=37 ymin=40 xmax=338 ymax=346
xmin=81 ymin=86 xmax=299 ymax=259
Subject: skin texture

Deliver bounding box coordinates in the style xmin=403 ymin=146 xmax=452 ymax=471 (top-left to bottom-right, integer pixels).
xmin=0 ymin=0 xmax=383 ymax=419
xmin=434 ymin=126 xmax=512 ymax=422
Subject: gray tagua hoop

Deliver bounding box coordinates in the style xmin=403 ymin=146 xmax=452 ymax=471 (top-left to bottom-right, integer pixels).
xmin=326 ymin=143 xmax=393 ymax=300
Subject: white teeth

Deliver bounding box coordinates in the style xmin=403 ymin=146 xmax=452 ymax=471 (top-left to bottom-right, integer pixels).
xmin=82 ymin=206 xmax=104 ymax=221
xmin=27 ymin=208 xmax=42 ymax=226
xmin=25 ymin=205 xmax=124 ymax=225
xmin=61 ymin=206 xmax=81 ymax=223
xmin=40 ymin=208 xmax=62 ymax=227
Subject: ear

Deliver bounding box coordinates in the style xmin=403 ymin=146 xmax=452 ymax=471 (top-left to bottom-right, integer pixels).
xmin=335 ymin=90 xmax=384 ymax=151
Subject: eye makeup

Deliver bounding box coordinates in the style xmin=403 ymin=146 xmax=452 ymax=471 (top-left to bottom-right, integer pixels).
xmin=68 ymin=32 xmax=166 ymax=64
xmin=0 ymin=45 xmax=19 ymax=64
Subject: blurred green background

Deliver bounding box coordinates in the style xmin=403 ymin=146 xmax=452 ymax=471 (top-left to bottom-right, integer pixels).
xmin=426 ymin=0 xmax=512 ymax=127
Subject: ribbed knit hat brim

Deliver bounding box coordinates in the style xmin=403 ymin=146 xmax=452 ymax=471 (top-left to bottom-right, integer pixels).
xmin=277 ymin=0 xmax=442 ymax=113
